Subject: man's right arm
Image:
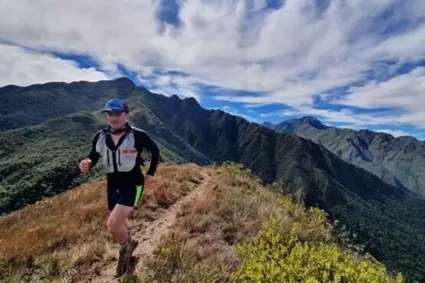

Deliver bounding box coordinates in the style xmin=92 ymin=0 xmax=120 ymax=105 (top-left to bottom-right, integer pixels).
xmin=86 ymin=131 xmax=101 ymax=169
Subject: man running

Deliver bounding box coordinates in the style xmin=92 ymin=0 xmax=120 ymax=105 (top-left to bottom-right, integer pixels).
xmin=79 ymin=98 xmax=160 ymax=277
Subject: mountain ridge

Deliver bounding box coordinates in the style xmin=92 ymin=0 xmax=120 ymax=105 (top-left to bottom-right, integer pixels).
xmin=0 ymin=77 xmax=136 ymax=131
xmin=265 ymin=116 xmax=425 ymax=195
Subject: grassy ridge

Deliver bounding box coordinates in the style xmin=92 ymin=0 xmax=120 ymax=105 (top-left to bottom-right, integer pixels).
xmin=141 ymin=162 xmax=403 ymax=283
xmin=0 ymin=164 xmax=205 ymax=282
xmin=0 ymin=163 xmax=402 ymax=282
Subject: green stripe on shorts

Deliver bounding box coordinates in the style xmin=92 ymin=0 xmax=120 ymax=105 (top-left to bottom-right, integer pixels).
xmin=134 ymin=185 xmax=144 ymax=206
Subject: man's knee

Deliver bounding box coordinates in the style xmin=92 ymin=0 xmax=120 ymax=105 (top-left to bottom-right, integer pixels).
xmin=107 ymin=204 xmax=133 ymax=236
xmin=107 ymin=216 xmax=121 ymax=235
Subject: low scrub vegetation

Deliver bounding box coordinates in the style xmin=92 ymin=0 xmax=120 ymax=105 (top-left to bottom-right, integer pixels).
xmin=142 ymin=162 xmax=403 ymax=282
xmin=0 ymin=162 xmax=403 ymax=282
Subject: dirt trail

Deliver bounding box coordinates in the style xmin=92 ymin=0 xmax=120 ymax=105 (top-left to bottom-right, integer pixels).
xmin=86 ymin=169 xmax=211 ymax=283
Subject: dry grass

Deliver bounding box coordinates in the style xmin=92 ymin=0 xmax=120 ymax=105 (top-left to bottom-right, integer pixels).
xmin=177 ymin=165 xmax=288 ymax=242
xmin=0 ymin=163 xmax=205 ymax=281
xmin=0 ymin=162 xmax=342 ymax=282
xmin=140 ymin=162 xmax=344 ymax=282
xmin=142 ymin=163 xmax=307 ymax=282
xmin=131 ymin=164 xmax=204 ymax=221
xmin=70 ymin=240 xmax=106 ymax=267
xmin=0 ymin=178 xmax=109 ymax=260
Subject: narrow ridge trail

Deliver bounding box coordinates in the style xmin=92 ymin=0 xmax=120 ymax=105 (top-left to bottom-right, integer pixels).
xmin=87 ymin=168 xmax=212 ymax=282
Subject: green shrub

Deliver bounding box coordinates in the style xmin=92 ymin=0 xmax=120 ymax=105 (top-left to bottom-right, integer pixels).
xmin=232 ymin=214 xmax=403 ymax=283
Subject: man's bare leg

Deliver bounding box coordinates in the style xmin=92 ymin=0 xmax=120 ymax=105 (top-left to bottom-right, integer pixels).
xmin=107 ymin=215 xmax=131 ymax=243
xmin=107 ymin=204 xmax=139 ymax=277
xmin=125 ymin=218 xmax=131 ymax=230
xmin=107 ymin=204 xmax=133 ymax=244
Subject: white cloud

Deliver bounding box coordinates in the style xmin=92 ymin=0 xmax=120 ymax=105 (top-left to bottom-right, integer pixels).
xmin=260 ymin=112 xmax=280 ymax=117
xmin=281 ymin=107 xmax=395 ymax=127
xmin=331 ymin=66 xmax=425 ymax=127
xmin=338 ymin=67 xmax=425 ymax=109
xmin=1 ymin=1 xmax=422 ymax=91
xmin=0 ymin=44 xmax=109 ymax=86
xmin=221 ymin=106 xmax=260 ymax=123
xmin=0 ymin=0 xmax=425 ymax=130
xmin=374 ymin=129 xmax=413 ymax=138
xmin=138 ymin=72 xmax=202 ymax=101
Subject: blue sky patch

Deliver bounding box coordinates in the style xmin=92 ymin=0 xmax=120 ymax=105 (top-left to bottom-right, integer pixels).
xmin=1 ymin=0 xmax=424 ymax=140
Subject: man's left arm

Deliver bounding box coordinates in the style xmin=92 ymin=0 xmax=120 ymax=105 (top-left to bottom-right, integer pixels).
xmin=137 ymin=130 xmax=160 ymax=177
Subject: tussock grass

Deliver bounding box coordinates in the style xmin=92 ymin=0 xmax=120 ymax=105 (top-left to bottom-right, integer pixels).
xmin=142 ymin=162 xmax=402 ymax=282
xmin=0 ymin=162 xmax=402 ymax=282
xmin=0 ymin=163 xmax=204 ymax=282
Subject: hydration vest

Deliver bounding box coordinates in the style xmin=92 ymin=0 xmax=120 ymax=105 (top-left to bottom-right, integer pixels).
xmin=95 ymin=126 xmax=139 ymax=173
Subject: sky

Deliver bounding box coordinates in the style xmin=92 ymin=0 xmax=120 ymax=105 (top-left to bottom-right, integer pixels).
xmin=0 ymin=0 xmax=425 ymax=140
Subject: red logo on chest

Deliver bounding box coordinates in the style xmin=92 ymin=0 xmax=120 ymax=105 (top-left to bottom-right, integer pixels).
xmin=122 ymin=149 xmax=137 ymax=154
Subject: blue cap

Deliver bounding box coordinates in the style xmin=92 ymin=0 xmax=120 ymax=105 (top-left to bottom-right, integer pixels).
xmin=101 ymin=98 xmax=129 ymax=113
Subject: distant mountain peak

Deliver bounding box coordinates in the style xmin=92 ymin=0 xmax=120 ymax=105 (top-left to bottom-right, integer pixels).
xmin=262 ymin=122 xmax=275 ymax=128
xmin=299 ymin=116 xmax=327 ymax=129
xmin=270 ymin=116 xmax=327 ymax=133
xmin=0 ymin=84 xmax=22 ymax=94
xmin=168 ymin=94 xmax=201 ymax=107
xmin=262 ymin=117 xmax=326 ymax=131
xmin=184 ymin=96 xmax=199 ymax=104
xmin=111 ymin=76 xmax=136 ymax=87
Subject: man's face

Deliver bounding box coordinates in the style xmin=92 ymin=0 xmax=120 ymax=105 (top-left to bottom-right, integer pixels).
xmin=106 ymin=111 xmax=128 ymax=129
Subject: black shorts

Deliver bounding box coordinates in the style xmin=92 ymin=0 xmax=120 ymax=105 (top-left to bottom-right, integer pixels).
xmin=107 ymin=183 xmax=144 ymax=211
xmin=106 ymin=171 xmax=145 ymax=211
xmin=107 ymin=167 xmax=145 ymax=211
